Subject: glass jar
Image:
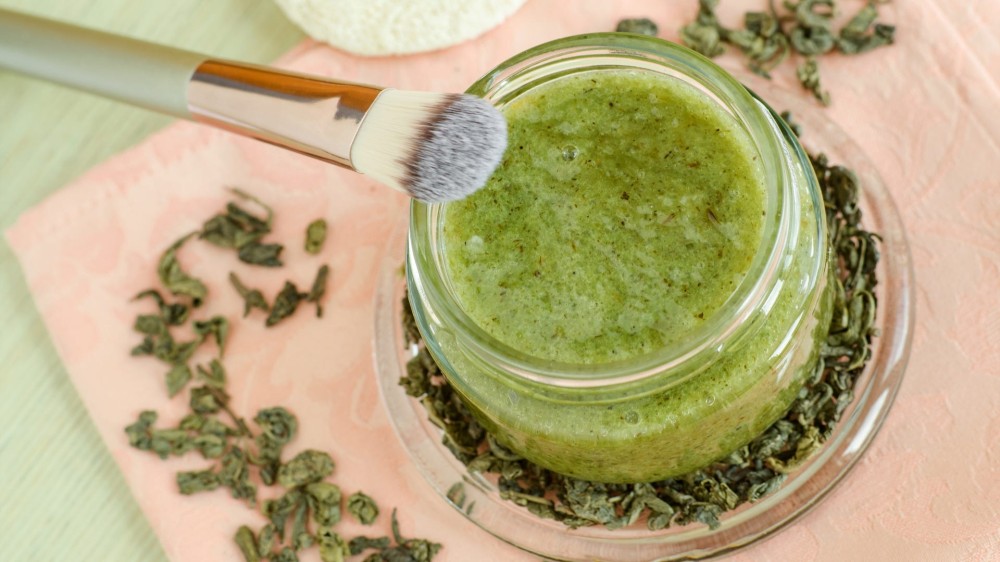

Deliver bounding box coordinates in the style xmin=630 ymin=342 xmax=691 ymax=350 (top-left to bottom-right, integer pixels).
xmin=406 ymin=34 xmax=831 ymax=484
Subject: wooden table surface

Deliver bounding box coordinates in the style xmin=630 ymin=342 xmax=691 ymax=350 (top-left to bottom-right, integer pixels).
xmin=0 ymin=2 xmax=303 ymax=559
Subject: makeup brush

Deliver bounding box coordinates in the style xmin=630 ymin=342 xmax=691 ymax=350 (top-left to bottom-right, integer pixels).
xmin=0 ymin=9 xmax=507 ymax=202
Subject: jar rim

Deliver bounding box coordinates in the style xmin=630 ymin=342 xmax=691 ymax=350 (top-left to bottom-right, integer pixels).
xmin=409 ymin=33 xmax=803 ymax=388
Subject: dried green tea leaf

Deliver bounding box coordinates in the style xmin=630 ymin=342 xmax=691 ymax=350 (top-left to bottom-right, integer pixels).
xmin=255 ymin=407 xmax=297 ymax=445
xmin=193 ymin=433 xmax=227 ymax=459
xmin=230 ymin=188 xmax=274 ymax=228
xmin=681 ymin=0 xmax=727 ymax=58
xmin=679 ymin=0 xmax=894 ymax=105
xmin=148 ymin=428 xmax=194 ymax=459
xmin=196 ymin=359 xmax=227 ymax=388
xmin=306 ymin=482 xmax=342 ymax=527
xmin=125 ymin=410 xmax=158 ymax=451
xmin=615 ymin=18 xmax=658 ymax=36
xmin=177 ymin=468 xmax=221 ymax=495
xmin=190 ymin=386 xmax=223 ymax=414
xmin=200 ymin=213 xmax=264 ymax=249
xmin=166 ymin=363 xmax=193 ymax=397
xmin=131 ymin=336 xmax=155 ymax=356
xmin=316 ymin=528 xmax=350 ymax=562
xmin=193 ymin=316 xmax=229 ymax=356
xmin=264 ymin=489 xmax=303 ymax=539
xmin=789 ymin=24 xmax=836 ymax=55
xmin=238 ymin=241 xmax=284 ymax=267
xmin=348 ymin=536 xmax=391 ymax=556
xmin=347 ymin=491 xmax=379 ymax=525
xmin=134 ymin=289 xmax=190 ymax=325
xmin=306 ymin=265 xmax=330 ymax=318
xmin=235 ymin=525 xmax=261 ymax=562
xmin=272 ymin=547 xmax=299 ymax=562
xmin=386 ymin=509 xmax=442 ymax=561
xmin=278 ymin=450 xmax=335 ymax=488
xmin=229 ymin=272 xmax=269 ymax=316
xmin=157 ymin=232 xmax=208 ymax=306
xmin=266 ymin=281 xmax=305 ymax=327
xmin=727 ymin=11 xmax=790 ymax=77
xmin=252 ymin=437 xmax=282 ymax=486
xmin=787 ymin=0 xmax=835 ymax=30
xmin=676 ymin=502 xmax=724 ymax=529
xmin=147 ymin=328 xmax=202 ymax=366
xmin=257 ymin=524 xmax=277 ymax=558
xmin=691 ymin=477 xmax=739 ymax=510
xmin=838 ymin=2 xmax=895 ymax=54
xmin=647 ymin=511 xmax=673 ymax=531
xmin=291 ymin=499 xmax=311 ymax=550
xmin=797 ymin=56 xmax=830 ymax=105
xmin=219 ymin=446 xmax=257 ymax=504
xmin=305 ymin=219 xmax=328 ymax=255
xmin=446 ymin=482 xmax=466 ymax=508
xmin=401 ymin=295 xmax=421 ymax=347
xmin=134 ymin=314 xmax=167 ymax=336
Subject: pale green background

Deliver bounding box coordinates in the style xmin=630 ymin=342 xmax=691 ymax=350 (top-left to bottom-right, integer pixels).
xmin=0 ymin=2 xmax=304 ymax=559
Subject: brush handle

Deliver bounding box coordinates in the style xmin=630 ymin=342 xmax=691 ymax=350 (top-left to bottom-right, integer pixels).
xmin=0 ymin=8 xmax=383 ymax=168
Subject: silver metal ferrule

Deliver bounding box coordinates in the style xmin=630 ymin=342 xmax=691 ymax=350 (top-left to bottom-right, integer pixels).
xmin=188 ymin=60 xmax=384 ymax=169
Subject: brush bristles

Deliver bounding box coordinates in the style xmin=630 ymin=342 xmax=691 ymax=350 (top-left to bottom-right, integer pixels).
xmin=351 ymin=89 xmax=507 ymax=203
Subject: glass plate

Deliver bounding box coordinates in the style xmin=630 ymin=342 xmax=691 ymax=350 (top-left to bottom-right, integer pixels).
xmin=372 ymin=78 xmax=915 ymax=561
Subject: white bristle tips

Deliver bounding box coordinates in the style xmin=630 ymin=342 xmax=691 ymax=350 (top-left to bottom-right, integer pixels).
xmin=351 ymin=90 xmax=507 ymax=203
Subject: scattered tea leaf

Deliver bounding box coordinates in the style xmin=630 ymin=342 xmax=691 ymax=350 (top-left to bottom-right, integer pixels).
xmin=125 ymin=410 xmax=158 ymax=451
xmin=347 ymin=492 xmax=379 ymax=525
xmin=196 ymin=359 xmax=227 ymax=389
xmin=235 ymin=525 xmax=261 ymax=562
xmin=219 ymin=445 xmax=257 ymax=505
xmin=838 ymin=2 xmax=895 ymax=54
xmin=797 ymin=56 xmax=830 ymax=105
xmin=229 ymin=272 xmax=270 ymax=316
xmin=177 ymin=468 xmax=221 ymax=495
xmin=306 ymin=265 xmax=330 ymax=318
xmin=266 ymin=281 xmax=305 ymax=327
xmin=252 ymin=407 xmax=298 ymax=485
xmin=278 ymin=450 xmax=335 ymax=488
xmin=229 ymin=188 xmax=274 ymax=228
xmin=134 ymin=289 xmax=190 ymax=325
xmin=190 ymin=385 xmax=223 ymax=414
xmin=128 ymin=189 xmax=430 ymax=560
xmin=680 ymin=0 xmax=895 ymax=104
xmin=305 ymin=219 xmax=328 ymax=255
xmin=264 ymin=489 xmax=303 ymax=540
xmin=157 ymin=232 xmax=207 ymax=306
xmin=272 ymin=547 xmax=299 ymax=562
xmin=349 ymin=536 xmax=391 ymax=556
xmin=255 ymin=407 xmax=298 ymax=445
xmin=193 ymin=316 xmax=229 ymax=356
xmin=680 ymin=0 xmax=726 ymax=57
xmin=200 ymin=212 xmax=265 ymax=249
xmin=306 ymin=482 xmax=342 ymax=527
xmin=238 ymin=241 xmax=284 ymax=267
xmin=166 ymin=363 xmax=193 ymax=397
xmin=446 ymin=482 xmax=466 ymax=508
xmin=615 ymin=18 xmax=658 ymax=36
xmin=257 ymin=524 xmax=277 ymax=558
xmin=290 ymin=499 xmax=311 ymax=550
xmin=316 ymin=527 xmax=350 ymax=562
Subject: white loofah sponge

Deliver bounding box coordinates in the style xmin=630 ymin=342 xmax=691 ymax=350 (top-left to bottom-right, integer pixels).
xmin=273 ymin=0 xmax=528 ymax=56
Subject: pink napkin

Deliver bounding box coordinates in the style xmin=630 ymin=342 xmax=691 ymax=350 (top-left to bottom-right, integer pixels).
xmin=7 ymin=1 xmax=1000 ymax=560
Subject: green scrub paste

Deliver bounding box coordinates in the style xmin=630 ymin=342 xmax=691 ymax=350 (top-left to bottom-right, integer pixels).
xmin=432 ymin=69 xmax=828 ymax=482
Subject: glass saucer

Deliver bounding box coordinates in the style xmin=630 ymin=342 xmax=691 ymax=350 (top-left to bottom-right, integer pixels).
xmin=372 ymin=78 xmax=914 ymax=561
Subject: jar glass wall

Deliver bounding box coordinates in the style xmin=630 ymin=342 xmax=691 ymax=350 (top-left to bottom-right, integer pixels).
xmin=406 ymin=34 xmax=830 ymax=484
